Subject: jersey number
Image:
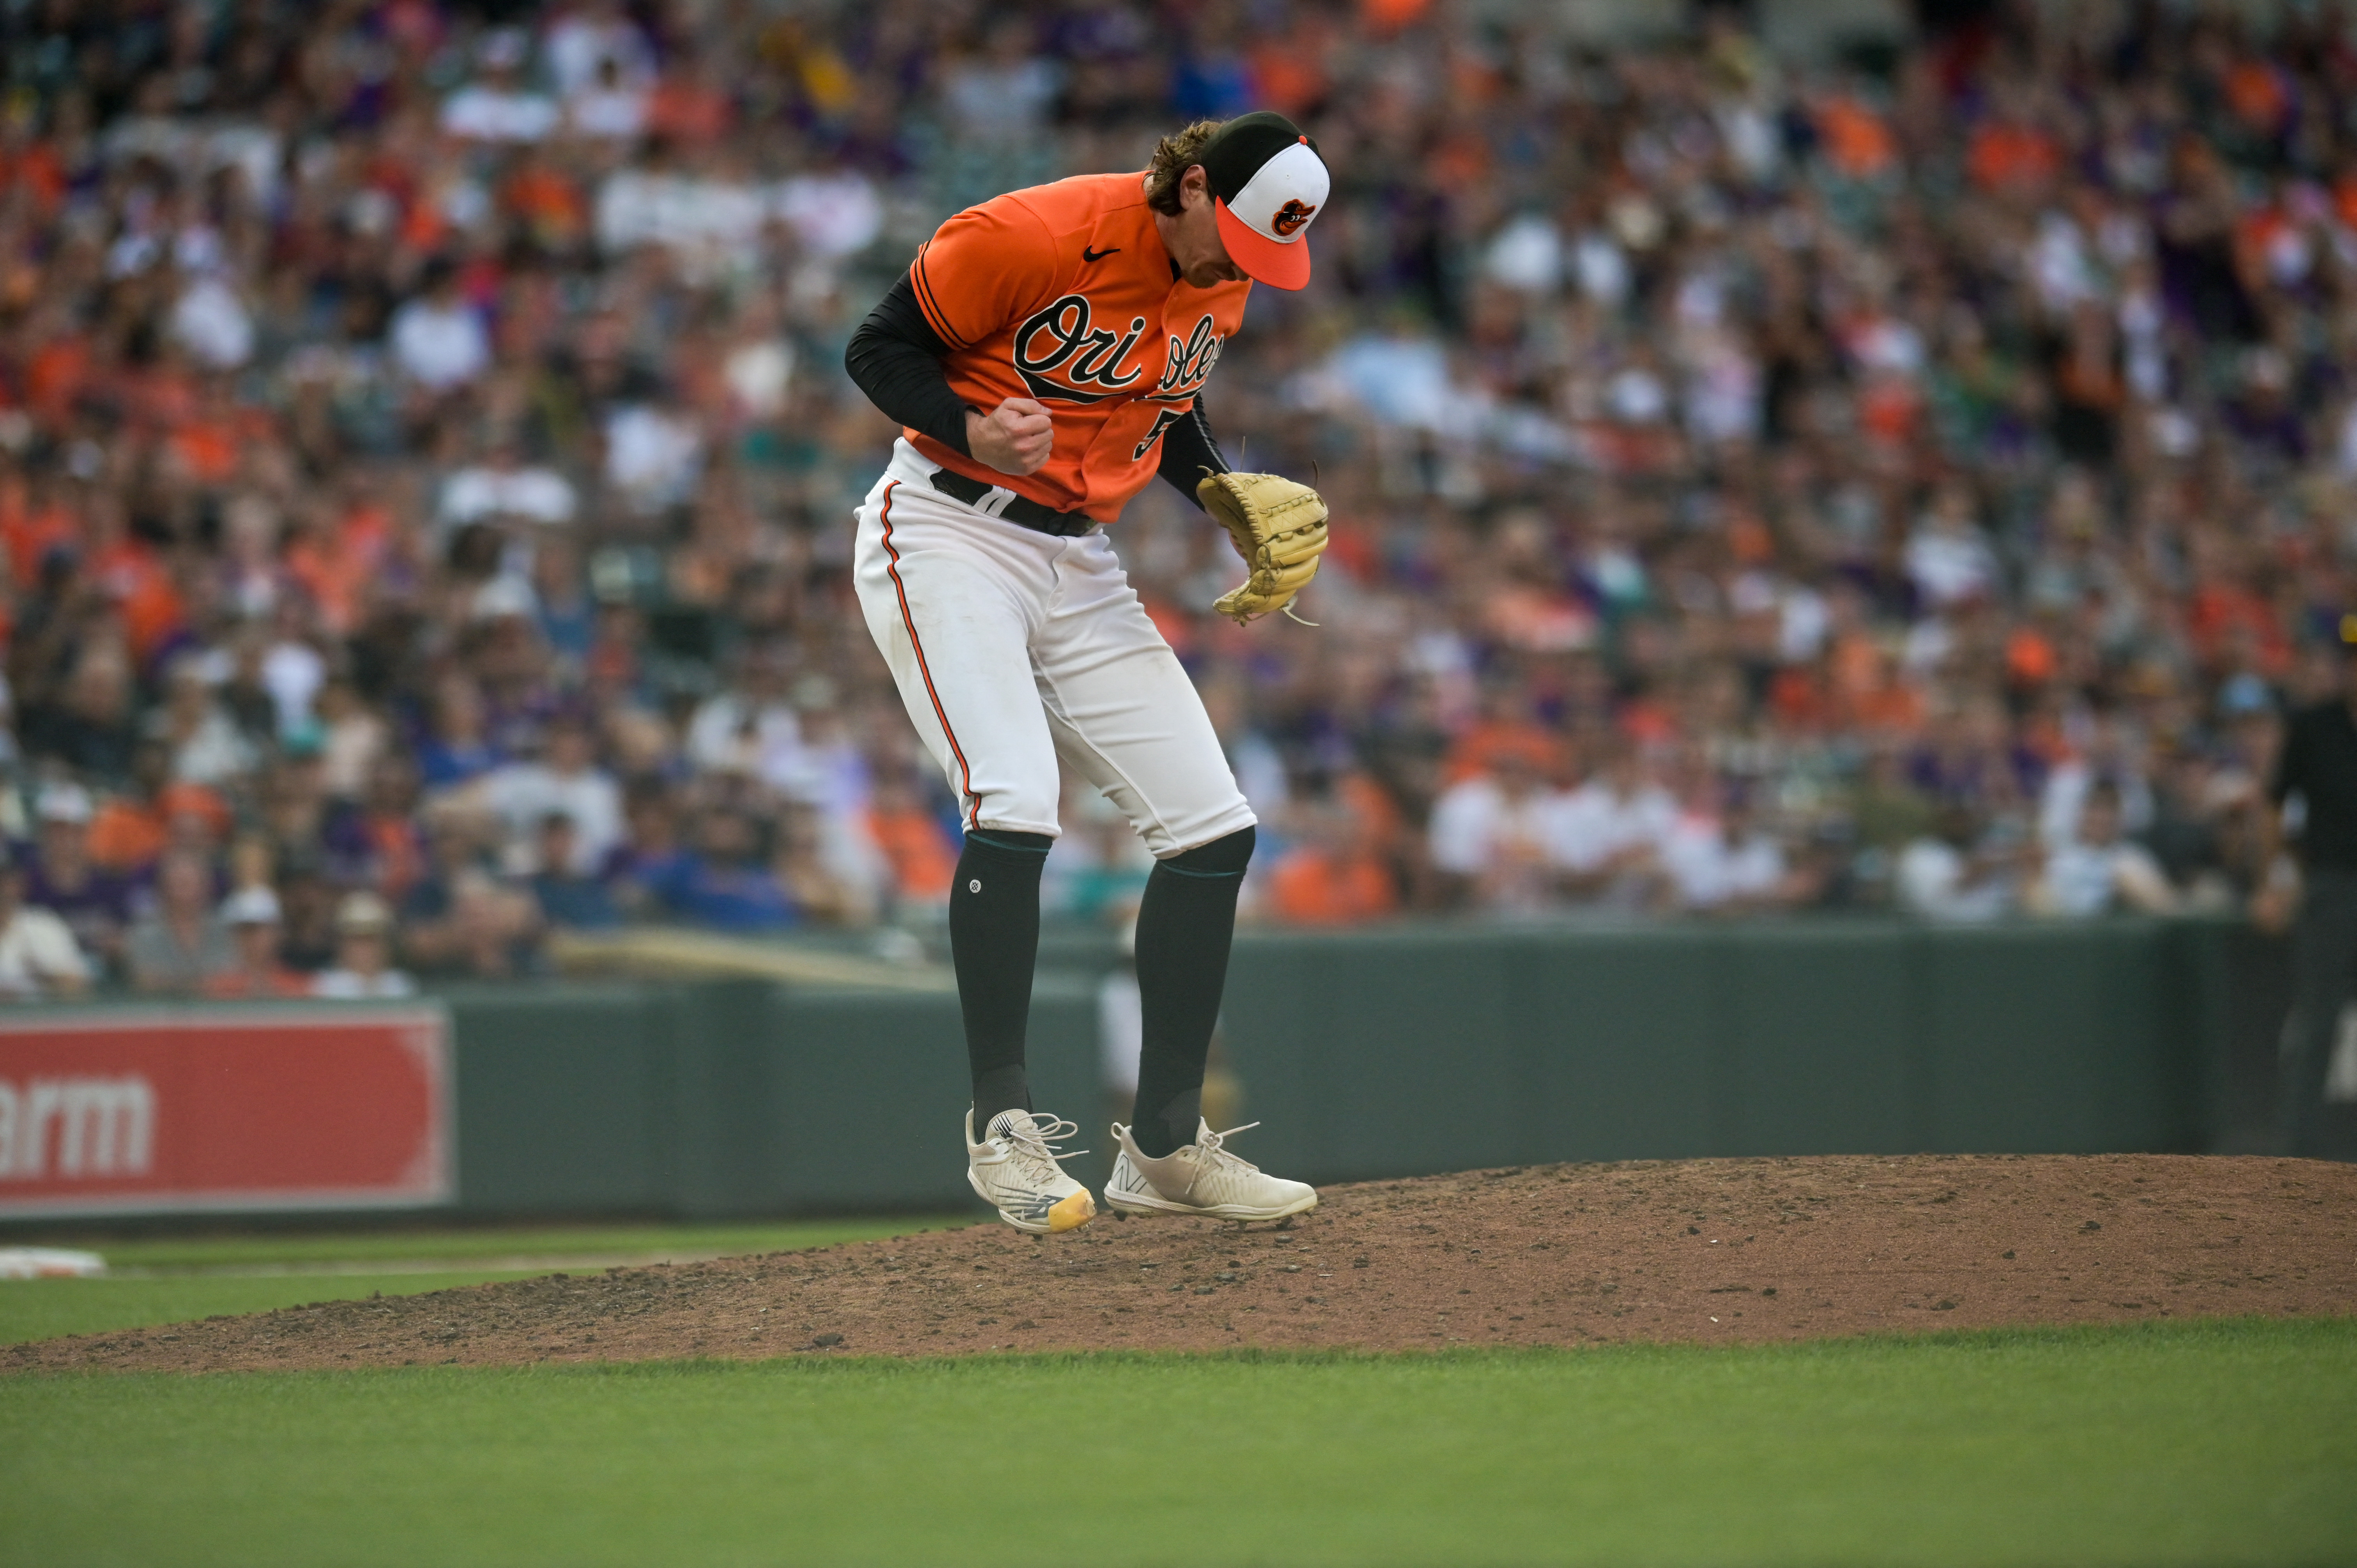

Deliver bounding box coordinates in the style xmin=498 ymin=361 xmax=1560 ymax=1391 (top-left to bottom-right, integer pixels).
xmin=1132 ymin=407 xmax=1188 ymax=461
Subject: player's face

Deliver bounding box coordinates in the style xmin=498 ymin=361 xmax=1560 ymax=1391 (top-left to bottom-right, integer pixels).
xmin=1165 ymin=166 xmax=1245 ymax=288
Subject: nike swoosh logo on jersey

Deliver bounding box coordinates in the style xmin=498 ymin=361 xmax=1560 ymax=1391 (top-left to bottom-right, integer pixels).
xmin=1081 ymin=245 xmax=1119 ymax=262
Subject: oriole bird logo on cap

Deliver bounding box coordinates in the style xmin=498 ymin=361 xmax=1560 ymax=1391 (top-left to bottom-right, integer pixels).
xmin=1271 ymin=198 xmax=1316 ymax=236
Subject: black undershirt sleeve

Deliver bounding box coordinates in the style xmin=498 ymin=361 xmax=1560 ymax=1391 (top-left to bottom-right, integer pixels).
xmin=1156 ymin=396 xmax=1233 ymax=510
xmin=843 ymin=270 xmax=973 ymax=457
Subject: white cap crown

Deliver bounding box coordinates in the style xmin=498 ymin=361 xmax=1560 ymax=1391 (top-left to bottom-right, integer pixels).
xmin=1226 ymin=139 xmax=1329 ymax=246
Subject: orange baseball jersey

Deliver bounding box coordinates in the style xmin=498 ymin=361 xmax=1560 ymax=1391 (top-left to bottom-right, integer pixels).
xmin=907 ymin=171 xmax=1251 ymax=521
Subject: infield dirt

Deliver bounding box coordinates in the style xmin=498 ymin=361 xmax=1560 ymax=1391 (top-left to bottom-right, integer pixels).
xmin=10 ymin=1153 xmax=2352 ymax=1372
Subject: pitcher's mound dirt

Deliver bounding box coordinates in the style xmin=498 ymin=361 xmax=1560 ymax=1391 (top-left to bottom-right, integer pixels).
xmin=12 ymin=1154 xmax=2354 ymax=1372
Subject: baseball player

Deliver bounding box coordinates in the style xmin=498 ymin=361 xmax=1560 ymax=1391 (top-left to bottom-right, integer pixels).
xmin=843 ymin=112 xmax=1331 ymax=1233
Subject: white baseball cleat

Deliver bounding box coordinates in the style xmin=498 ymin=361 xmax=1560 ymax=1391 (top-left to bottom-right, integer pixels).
xmin=1106 ymin=1119 xmax=1318 ymax=1221
xmin=967 ymin=1109 xmax=1097 ymax=1234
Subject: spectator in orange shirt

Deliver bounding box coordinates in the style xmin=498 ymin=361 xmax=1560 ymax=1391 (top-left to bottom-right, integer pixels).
xmin=1812 ymin=92 xmax=1896 ymax=178
xmin=866 ymin=773 xmax=956 ymax=906
xmin=503 ymin=148 xmax=588 ymax=251
xmin=1967 ymin=113 xmax=2062 ymax=195
xmin=0 ymin=467 xmax=77 ymax=588
xmin=86 ymin=740 xmax=175 ymax=874
xmin=1442 ymin=683 xmax=1568 ymax=786
xmin=2223 ymin=57 xmax=2293 ymax=140
xmin=90 ymin=757 xmax=230 ymax=875
xmin=1247 ymin=26 xmax=1329 ymax=117
xmin=81 ymin=491 xmax=185 ymax=664
xmin=1360 ymin=0 xmax=1432 ymax=34
xmin=201 ymin=886 xmax=311 ymax=998
xmin=282 ymin=495 xmax=380 ymax=638
xmin=0 ymin=121 xmax=65 ymax=216
xmin=1268 ymin=795 xmax=1401 ymax=927
xmin=22 ymin=313 xmax=89 ymax=431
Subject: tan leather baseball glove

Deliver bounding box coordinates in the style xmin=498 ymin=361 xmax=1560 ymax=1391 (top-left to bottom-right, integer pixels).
xmin=1197 ymin=471 xmax=1329 ymax=625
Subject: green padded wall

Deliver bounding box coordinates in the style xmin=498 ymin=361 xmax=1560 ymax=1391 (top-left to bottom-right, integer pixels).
xmin=1219 ymin=919 xmax=2230 ymax=1186
xmin=446 ymin=984 xmax=672 ymax=1212
xmin=446 ymin=974 xmax=1099 ymax=1218
xmin=432 ymin=920 xmax=2252 ymax=1216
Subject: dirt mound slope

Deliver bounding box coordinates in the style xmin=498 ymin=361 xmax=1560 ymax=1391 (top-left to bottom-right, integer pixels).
xmin=12 ymin=1154 xmax=2353 ymax=1372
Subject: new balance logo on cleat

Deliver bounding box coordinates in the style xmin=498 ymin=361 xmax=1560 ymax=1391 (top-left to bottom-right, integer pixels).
xmin=1106 ymin=1119 xmax=1318 ymax=1222
xmin=966 ymin=1109 xmax=1097 ymax=1234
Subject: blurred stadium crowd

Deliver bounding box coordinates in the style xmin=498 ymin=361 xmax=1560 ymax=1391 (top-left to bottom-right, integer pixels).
xmin=0 ymin=0 xmax=2345 ymax=994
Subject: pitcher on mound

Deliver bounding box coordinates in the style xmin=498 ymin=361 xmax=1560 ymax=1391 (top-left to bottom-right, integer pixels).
xmin=843 ymin=113 xmax=1332 ymax=1233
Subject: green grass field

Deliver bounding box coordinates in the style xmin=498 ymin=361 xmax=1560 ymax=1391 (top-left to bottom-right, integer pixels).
xmin=5 ymin=1319 xmax=2352 ymax=1566
xmin=0 ymin=1217 xmax=966 ymax=1347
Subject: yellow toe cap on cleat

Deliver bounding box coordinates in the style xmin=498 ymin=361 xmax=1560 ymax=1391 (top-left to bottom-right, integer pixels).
xmin=1048 ymin=1189 xmax=1097 ymax=1232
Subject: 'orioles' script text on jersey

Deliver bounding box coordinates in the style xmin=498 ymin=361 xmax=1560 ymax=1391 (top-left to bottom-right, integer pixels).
xmin=908 ymin=171 xmax=1251 ymax=521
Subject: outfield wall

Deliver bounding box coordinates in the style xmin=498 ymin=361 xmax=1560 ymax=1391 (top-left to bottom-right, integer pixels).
xmin=440 ymin=975 xmax=1101 ymax=1218
xmin=0 ymin=918 xmax=2320 ymax=1222
xmin=409 ymin=915 xmax=2312 ymax=1215
xmin=1218 ymin=920 xmax=2229 ymax=1184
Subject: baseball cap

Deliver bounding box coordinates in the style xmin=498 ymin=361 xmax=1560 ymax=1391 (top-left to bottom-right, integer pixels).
xmin=336 ymin=891 xmax=394 ymax=935
xmin=1200 ymin=111 xmax=1330 ymax=291
xmin=471 ymin=574 xmax=539 ymax=622
xmin=35 ymin=782 xmax=92 ymax=825
xmin=221 ymin=886 xmax=284 ymax=927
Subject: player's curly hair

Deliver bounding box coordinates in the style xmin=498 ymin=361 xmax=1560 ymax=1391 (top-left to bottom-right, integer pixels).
xmin=1144 ymin=120 xmax=1223 ymax=215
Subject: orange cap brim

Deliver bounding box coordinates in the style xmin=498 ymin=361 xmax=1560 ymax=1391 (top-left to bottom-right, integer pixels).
xmin=1214 ymin=199 xmax=1312 ymax=290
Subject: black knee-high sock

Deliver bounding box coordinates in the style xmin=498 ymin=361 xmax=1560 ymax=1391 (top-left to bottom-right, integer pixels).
xmin=1130 ymin=826 xmax=1255 ymax=1158
xmin=950 ymin=829 xmax=1052 ymax=1134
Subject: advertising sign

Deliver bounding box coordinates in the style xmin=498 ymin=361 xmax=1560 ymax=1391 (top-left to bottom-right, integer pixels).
xmin=0 ymin=1006 xmax=452 ymax=1217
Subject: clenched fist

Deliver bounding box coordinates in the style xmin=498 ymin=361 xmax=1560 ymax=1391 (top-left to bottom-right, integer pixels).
xmin=966 ymin=397 xmax=1053 ymax=476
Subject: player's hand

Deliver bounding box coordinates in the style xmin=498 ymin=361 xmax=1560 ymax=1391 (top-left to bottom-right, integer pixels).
xmin=966 ymin=398 xmax=1053 ymax=476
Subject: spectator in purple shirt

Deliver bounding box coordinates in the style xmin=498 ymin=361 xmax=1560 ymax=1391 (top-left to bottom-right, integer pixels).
xmin=20 ymin=783 xmax=135 ymax=974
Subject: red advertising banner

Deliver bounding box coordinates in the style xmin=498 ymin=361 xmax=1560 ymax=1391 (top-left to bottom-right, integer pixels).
xmin=0 ymin=1006 xmax=451 ymax=1217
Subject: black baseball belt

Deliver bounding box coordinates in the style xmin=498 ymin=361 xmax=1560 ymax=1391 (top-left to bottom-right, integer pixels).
xmin=926 ymin=467 xmax=1097 ymax=537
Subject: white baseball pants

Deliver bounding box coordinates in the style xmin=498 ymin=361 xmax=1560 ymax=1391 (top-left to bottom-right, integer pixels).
xmin=852 ymin=439 xmax=1255 ymax=856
